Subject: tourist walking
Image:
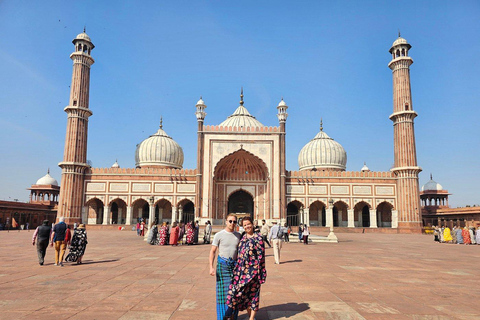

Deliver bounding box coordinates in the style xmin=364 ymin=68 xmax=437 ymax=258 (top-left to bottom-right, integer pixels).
xmin=260 ymin=219 xmax=271 ymax=248
xmin=50 ymin=217 xmax=68 ymax=266
xmin=140 ymin=219 xmax=146 ymax=237
xmin=204 ymin=220 xmax=212 ymax=244
xmin=158 ymin=222 xmax=169 ymax=245
xmin=298 ymin=224 xmax=303 ymax=243
xmin=170 ymin=221 xmax=179 ymax=246
xmin=209 ymin=214 xmax=241 ymax=320
xmin=303 ymin=224 xmax=310 ymax=245
xmin=136 ymin=221 xmax=141 ymax=236
xmin=65 ymin=224 xmax=88 ymax=264
xmin=268 ymin=221 xmax=283 ymax=264
xmin=32 ymin=220 xmax=52 ymax=266
xmin=224 ymin=216 xmax=267 ymax=320
xmin=283 ymin=223 xmax=290 ymax=242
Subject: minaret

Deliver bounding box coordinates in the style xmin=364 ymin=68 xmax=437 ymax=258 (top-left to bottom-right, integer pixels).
xmin=195 ymin=96 xmax=207 ymax=220
xmin=388 ymin=33 xmax=422 ymax=231
xmin=277 ymin=98 xmax=288 ymax=221
xmin=57 ymin=29 xmax=95 ymax=224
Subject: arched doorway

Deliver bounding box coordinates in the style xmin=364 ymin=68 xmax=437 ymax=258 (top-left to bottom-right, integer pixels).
xmin=110 ymin=199 xmax=127 ymax=224
xmin=228 ymin=190 xmax=254 ymax=218
xmin=213 ymin=149 xmax=269 ymax=221
xmin=86 ymin=198 xmax=104 ymax=224
xmin=178 ymin=199 xmax=195 ymax=223
xmin=287 ymin=201 xmax=303 ymax=226
xmin=309 ymin=201 xmax=326 ymax=226
xmin=132 ymin=199 xmax=149 ymax=224
xmin=377 ymin=202 xmax=393 ymax=227
xmin=155 ymin=199 xmax=172 ymax=223
xmin=354 ymin=201 xmax=370 ymax=228
xmin=334 ymin=201 xmax=349 ymax=227
xmin=362 ymin=206 xmax=370 ymax=227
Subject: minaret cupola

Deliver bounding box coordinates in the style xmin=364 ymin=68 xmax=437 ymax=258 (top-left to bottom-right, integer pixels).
xmin=195 ymin=96 xmax=207 ymax=121
xmin=276 ymin=98 xmax=288 ymax=123
xmin=73 ymin=27 xmax=95 ymax=56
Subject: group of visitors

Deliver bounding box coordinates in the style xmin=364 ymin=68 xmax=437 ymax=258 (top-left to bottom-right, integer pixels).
xmin=146 ymin=220 xmax=213 ymax=246
xmin=434 ymin=225 xmax=480 ymax=245
xmin=31 ymin=217 xmax=88 ymax=266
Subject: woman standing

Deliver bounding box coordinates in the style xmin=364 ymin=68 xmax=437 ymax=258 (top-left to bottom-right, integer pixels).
xmin=169 ymin=221 xmax=179 ymax=246
xmin=158 ymin=222 xmax=169 ymax=245
xmin=185 ymin=221 xmax=195 ymax=245
xmin=462 ymin=226 xmax=471 ymax=245
xmin=443 ymin=226 xmax=453 ymax=243
xmin=178 ymin=221 xmax=185 ymax=245
xmin=298 ymin=224 xmax=303 ymax=243
xmin=303 ymin=224 xmax=310 ymax=245
xmin=224 ymin=216 xmax=267 ymax=320
xmin=204 ymin=220 xmax=212 ymax=244
xmin=65 ymin=224 xmax=88 ymax=264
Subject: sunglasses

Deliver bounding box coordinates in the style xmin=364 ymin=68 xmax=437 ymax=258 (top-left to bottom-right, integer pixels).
xmin=227 ymin=220 xmax=237 ymax=224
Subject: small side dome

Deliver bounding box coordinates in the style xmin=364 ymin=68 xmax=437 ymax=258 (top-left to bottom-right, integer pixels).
xmin=196 ymin=97 xmax=205 ymax=105
xmin=392 ymin=37 xmax=408 ymax=47
xmin=75 ymin=32 xmax=92 ymax=42
xmin=219 ymin=90 xmax=264 ymax=128
xmin=135 ymin=120 xmax=184 ymax=169
xmin=36 ymin=170 xmax=58 ymax=186
xmin=421 ymin=174 xmax=443 ymax=191
xmin=111 ymin=160 xmax=120 ymax=168
xmin=298 ymin=121 xmax=347 ymax=171
xmin=361 ymin=162 xmax=370 ymax=172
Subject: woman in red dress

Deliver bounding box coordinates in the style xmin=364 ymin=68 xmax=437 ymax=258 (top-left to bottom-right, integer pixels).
xmin=169 ymin=221 xmax=179 ymax=246
xmin=185 ymin=221 xmax=195 ymax=245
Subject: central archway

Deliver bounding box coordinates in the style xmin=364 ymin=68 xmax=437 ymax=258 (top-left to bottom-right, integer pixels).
xmin=228 ymin=190 xmax=254 ymax=218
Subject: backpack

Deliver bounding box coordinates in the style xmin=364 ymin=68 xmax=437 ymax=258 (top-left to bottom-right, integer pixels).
xmin=276 ymin=226 xmax=284 ymax=240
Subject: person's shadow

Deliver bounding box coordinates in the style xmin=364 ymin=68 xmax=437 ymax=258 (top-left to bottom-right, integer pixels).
xmin=237 ymin=303 xmax=309 ymax=319
xmin=279 ymin=259 xmax=302 ymax=264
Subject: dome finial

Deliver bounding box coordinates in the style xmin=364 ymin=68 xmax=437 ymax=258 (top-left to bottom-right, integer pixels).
xmin=430 ymin=173 xmax=432 ymax=180
xmin=84 ymin=25 xmax=86 ymax=33
xmin=320 ymin=118 xmax=323 ymax=131
xmin=398 ymin=29 xmax=401 ymax=37
xmin=240 ymin=87 xmax=244 ymax=106
xmin=159 ymin=116 xmax=163 ymax=129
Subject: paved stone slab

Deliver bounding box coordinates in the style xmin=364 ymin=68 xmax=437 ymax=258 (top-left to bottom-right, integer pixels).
xmin=0 ymin=230 xmax=479 ymax=319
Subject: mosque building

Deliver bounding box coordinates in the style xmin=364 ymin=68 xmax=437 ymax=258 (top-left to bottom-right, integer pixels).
xmin=53 ymin=31 xmax=425 ymax=232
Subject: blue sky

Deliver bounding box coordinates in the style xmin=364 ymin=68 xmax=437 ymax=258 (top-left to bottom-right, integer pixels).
xmin=0 ymin=1 xmax=479 ymax=207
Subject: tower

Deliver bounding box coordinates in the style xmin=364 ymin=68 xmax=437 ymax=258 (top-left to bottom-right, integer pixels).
xmin=195 ymin=96 xmax=207 ymax=219
xmin=57 ymin=30 xmax=95 ymax=224
xmin=388 ymin=34 xmax=422 ymax=231
xmin=277 ymin=98 xmax=288 ymax=221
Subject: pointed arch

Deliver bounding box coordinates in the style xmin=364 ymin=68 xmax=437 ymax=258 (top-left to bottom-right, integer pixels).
xmin=308 ymin=200 xmax=326 ymax=226
xmin=377 ymin=201 xmax=393 ymax=227
xmin=214 ymin=149 xmax=269 ymax=181
xmin=354 ymin=201 xmax=371 ymax=227
xmin=287 ymin=200 xmax=304 ymax=227
xmin=86 ymin=197 xmax=104 ymax=225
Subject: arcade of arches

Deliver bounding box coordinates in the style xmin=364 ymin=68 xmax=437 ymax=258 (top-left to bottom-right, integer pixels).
xmin=86 ymin=197 xmax=195 ymax=225
xmin=286 ymin=200 xmax=394 ymax=228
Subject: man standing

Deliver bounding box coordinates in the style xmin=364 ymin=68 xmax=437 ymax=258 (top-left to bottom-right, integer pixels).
xmin=50 ymin=217 xmax=67 ymax=266
xmin=209 ymin=214 xmax=241 ymax=320
xmin=269 ymin=221 xmax=284 ymax=264
xmin=260 ymin=219 xmax=272 ymax=248
xmin=32 ymin=220 xmax=52 ymax=265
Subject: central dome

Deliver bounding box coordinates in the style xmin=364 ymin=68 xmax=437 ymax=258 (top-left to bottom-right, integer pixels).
xmin=219 ymin=90 xmax=264 ymax=128
xmin=135 ymin=121 xmax=184 ymax=169
xmin=298 ymin=122 xmax=347 ymax=171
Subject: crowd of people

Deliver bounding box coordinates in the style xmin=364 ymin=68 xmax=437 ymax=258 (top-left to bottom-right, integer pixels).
xmin=31 ymin=217 xmax=88 ymax=266
xmin=143 ymin=219 xmax=213 ymax=246
xmin=434 ymin=225 xmax=480 ymax=245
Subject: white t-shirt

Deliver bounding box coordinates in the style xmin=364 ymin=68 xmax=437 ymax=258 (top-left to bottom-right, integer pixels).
xmin=212 ymin=229 xmax=241 ymax=260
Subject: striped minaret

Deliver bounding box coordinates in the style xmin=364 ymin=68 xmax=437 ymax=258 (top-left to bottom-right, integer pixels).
xmin=57 ymin=30 xmax=95 ymax=224
xmin=388 ymin=34 xmax=422 ymax=231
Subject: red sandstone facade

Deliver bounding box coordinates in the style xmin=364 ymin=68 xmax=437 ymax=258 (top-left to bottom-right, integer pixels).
xmin=55 ymin=32 xmax=425 ymax=233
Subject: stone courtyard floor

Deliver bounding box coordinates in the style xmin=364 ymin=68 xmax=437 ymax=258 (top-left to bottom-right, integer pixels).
xmin=0 ymin=230 xmax=479 ymax=320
